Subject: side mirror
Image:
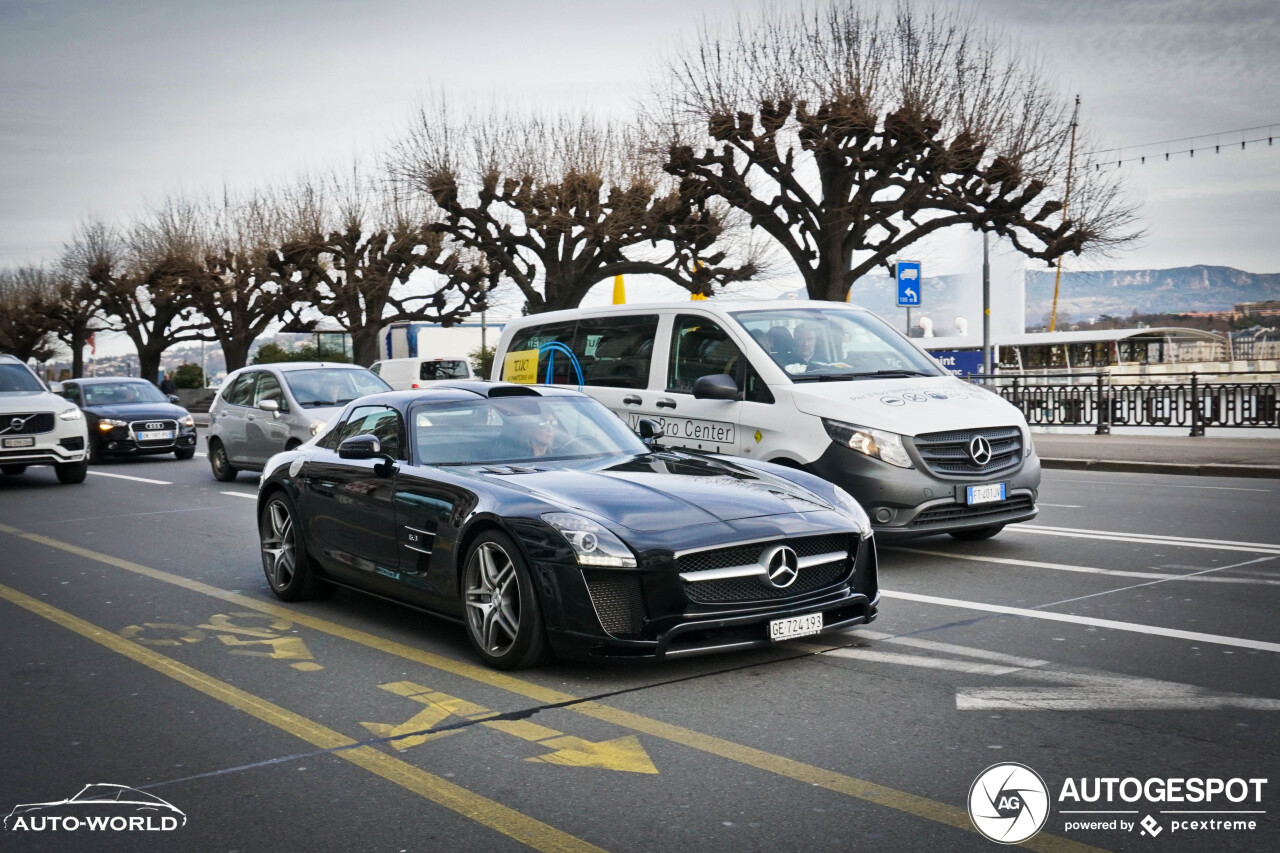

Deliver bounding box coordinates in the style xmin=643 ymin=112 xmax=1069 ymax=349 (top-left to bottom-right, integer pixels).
xmin=258 ymin=399 xmax=280 ymax=413
xmin=692 ymin=373 xmax=739 ymax=400
xmin=637 ymin=417 xmax=665 ymax=447
xmin=49 ymin=381 xmax=64 ymax=394
xmin=339 ymin=434 xmax=397 ymax=475
xmin=168 ymin=394 xmax=181 ymax=405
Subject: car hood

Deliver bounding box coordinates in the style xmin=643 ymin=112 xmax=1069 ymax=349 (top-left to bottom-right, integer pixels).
xmin=790 ymin=374 xmax=1025 ymax=434
xmin=83 ymin=402 xmax=190 ymax=420
xmin=465 ymin=452 xmax=836 ymax=532
xmin=1 ymin=391 xmax=80 ymax=416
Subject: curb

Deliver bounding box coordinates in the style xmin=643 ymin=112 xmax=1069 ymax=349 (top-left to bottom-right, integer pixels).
xmin=1040 ymin=458 xmax=1280 ymax=479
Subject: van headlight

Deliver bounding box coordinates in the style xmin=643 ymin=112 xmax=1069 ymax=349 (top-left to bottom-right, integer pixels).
xmin=831 ymin=486 xmax=873 ymax=539
xmin=58 ymin=408 xmax=83 ymax=421
xmin=542 ymin=512 xmax=637 ymax=568
xmin=1022 ymin=426 xmax=1034 ymax=457
xmin=822 ymin=419 xmax=914 ymax=469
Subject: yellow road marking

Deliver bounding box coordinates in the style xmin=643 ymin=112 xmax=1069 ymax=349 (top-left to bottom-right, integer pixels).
xmin=0 ymin=581 xmax=606 ymax=853
xmin=367 ymin=681 xmax=658 ymax=774
xmin=0 ymin=522 xmax=1107 ymax=853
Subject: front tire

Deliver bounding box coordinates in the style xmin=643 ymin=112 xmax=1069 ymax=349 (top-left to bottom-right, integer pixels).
xmin=259 ymin=492 xmax=322 ymax=601
xmin=209 ymin=439 xmax=238 ymax=481
xmin=1 ymin=464 xmax=26 ymax=475
xmin=55 ymin=461 xmax=88 ymax=484
xmin=949 ymin=524 xmax=1005 ymax=541
xmin=462 ymin=530 xmax=552 ymax=670
xmin=174 ymin=447 xmax=196 ymax=460
xmin=87 ymin=439 xmax=103 ymax=465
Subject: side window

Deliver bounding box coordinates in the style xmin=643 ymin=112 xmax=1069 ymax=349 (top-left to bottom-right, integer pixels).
xmin=223 ymin=373 xmax=257 ymax=407
xmin=741 ymin=361 xmax=774 ymax=405
xmin=501 ymin=321 xmax=579 ymax=384
xmin=62 ymin=383 xmax=80 ymax=404
xmin=578 ymin=315 xmax=658 ymax=389
xmin=335 ymin=405 xmax=404 ymax=460
xmin=667 ymin=316 xmax=741 ymax=394
xmin=254 ymin=373 xmax=288 ymax=412
xmin=369 ymin=363 xmax=382 ymax=375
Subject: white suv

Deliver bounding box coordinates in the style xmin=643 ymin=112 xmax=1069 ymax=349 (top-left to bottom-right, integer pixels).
xmin=0 ymin=354 xmax=89 ymax=483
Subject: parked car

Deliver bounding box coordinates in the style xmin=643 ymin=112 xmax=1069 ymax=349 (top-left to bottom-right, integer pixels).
xmin=370 ymin=356 xmax=475 ymax=390
xmin=256 ymin=382 xmax=878 ymax=670
xmin=57 ymin=377 xmax=198 ymax=463
xmin=0 ymin=353 xmax=89 ymax=483
xmin=207 ymin=362 xmax=391 ymax=481
xmin=491 ymin=300 xmax=1040 ymax=540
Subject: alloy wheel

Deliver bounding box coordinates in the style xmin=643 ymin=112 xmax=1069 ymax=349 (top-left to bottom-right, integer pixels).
xmin=464 ymin=542 xmax=521 ymax=657
xmin=261 ymin=500 xmax=297 ymax=591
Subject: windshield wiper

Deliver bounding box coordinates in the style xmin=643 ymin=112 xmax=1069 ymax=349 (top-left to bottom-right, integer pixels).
xmin=793 ymin=369 xmax=932 ymax=382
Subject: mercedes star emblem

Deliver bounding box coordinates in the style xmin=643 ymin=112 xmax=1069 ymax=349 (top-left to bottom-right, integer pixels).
xmin=968 ymin=435 xmax=993 ymax=466
xmin=760 ymin=545 xmax=800 ymax=589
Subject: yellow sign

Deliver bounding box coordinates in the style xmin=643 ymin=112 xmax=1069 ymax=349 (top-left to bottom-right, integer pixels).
xmin=754 ymin=430 xmax=763 ymax=443
xmin=364 ymin=681 xmax=659 ymax=773
xmin=503 ymin=349 xmax=539 ymax=384
xmin=612 ymin=274 xmax=625 ymax=304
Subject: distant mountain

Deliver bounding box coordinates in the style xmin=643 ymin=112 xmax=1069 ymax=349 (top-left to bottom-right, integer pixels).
xmin=1024 ymin=265 xmax=1280 ymax=326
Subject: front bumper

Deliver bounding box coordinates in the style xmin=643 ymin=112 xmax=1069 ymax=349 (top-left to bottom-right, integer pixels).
xmin=807 ymin=441 xmax=1041 ymax=538
xmin=0 ymin=424 xmax=87 ymax=466
xmin=537 ymin=534 xmax=879 ymax=662
xmin=95 ymin=425 xmax=197 ymax=456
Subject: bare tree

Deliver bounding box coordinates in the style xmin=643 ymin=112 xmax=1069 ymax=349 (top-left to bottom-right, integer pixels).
xmin=44 ymin=255 xmax=104 ymax=378
xmin=651 ymin=1 xmax=1141 ymax=301
xmin=391 ymin=101 xmax=759 ymax=314
xmin=277 ymin=166 xmax=493 ymax=366
xmin=0 ymin=266 xmax=59 ymax=363
xmin=68 ymin=214 xmax=209 ymax=384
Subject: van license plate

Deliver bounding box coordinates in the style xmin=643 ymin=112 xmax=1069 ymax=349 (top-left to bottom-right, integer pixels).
xmin=966 ymin=483 xmax=1006 ymax=505
xmin=2 ymin=436 xmax=35 ymax=448
xmin=769 ymin=612 xmax=823 ymax=642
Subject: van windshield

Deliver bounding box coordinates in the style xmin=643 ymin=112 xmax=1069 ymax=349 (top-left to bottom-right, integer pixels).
xmin=730 ymin=306 xmax=944 ymax=381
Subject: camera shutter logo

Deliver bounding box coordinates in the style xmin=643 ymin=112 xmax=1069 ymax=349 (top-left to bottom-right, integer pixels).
xmin=968 ymin=435 xmax=993 ymax=466
xmin=968 ymin=763 xmax=1050 ymax=844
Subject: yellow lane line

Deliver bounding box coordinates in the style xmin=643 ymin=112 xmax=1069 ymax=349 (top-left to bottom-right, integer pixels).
xmin=0 ymin=581 xmax=606 ymax=853
xmin=0 ymin=522 xmax=1106 ymax=853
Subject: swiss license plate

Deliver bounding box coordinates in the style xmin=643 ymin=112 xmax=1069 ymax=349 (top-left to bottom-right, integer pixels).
xmin=137 ymin=430 xmax=174 ymax=441
xmin=966 ymin=483 xmax=1007 ymax=505
xmin=769 ymin=612 xmax=824 ymax=642
xmin=2 ymin=436 xmax=35 ymax=449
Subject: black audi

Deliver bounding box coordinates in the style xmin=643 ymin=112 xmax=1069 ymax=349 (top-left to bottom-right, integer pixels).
xmin=257 ymin=382 xmax=879 ymax=669
xmin=58 ymin=377 xmax=198 ymax=462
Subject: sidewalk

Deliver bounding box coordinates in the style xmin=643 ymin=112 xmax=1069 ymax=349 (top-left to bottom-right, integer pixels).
xmin=1033 ymin=432 xmax=1280 ymax=479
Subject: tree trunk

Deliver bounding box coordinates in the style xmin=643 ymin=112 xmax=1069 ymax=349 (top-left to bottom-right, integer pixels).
xmin=221 ymin=337 xmax=253 ymax=374
xmin=71 ymin=330 xmax=85 ymax=378
xmin=351 ymin=326 xmax=380 ymax=367
xmin=137 ymin=348 xmax=163 ymax=386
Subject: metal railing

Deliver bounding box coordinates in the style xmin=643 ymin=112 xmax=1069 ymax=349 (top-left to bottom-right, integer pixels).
xmin=968 ymin=371 xmax=1280 ymax=436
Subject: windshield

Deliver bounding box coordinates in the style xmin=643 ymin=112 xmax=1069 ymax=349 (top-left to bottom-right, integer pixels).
xmin=0 ymin=363 xmax=45 ymax=393
xmin=284 ymin=368 xmax=391 ymax=408
xmin=731 ymin=306 xmax=944 ymax=381
xmin=413 ymin=395 xmax=648 ymax=465
xmin=82 ymin=381 xmax=168 ymax=405
xmin=421 ymin=360 xmax=469 ymax=380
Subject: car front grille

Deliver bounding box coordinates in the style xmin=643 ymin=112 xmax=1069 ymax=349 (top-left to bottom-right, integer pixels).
xmin=912 ymin=426 xmax=1023 ymax=478
xmin=677 ymin=533 xmax=853 ymax=605
xmin=582 ymin=571 xmax=646 ymax=638
xmin=129 ymin=419 xmax=178 ymax=448
xmin=908 ymin=494 xmax=1036 ymax=529
xmin=0 ymin=412 xmax=55 ymax=436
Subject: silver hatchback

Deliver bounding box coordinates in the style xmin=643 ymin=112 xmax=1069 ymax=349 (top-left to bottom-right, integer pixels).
xmin=206 ymin=362 xmax=390 ymax=481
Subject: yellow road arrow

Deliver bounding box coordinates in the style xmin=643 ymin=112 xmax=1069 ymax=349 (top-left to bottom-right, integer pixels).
xmin=363 ymin=681 xmax=658 ymax=774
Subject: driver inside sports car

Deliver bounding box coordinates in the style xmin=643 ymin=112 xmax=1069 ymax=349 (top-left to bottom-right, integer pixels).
xmin=521 ymin=413 xmax=562 ymax=457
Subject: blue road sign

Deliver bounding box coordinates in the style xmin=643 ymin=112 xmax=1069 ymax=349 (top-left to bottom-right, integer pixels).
xmin=896 ymin=261 xmax=922 ymax=306
xmin=931 ymin=350 xmax=984 ymax=377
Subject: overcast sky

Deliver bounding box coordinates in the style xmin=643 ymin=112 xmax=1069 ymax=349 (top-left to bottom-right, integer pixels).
xmin=2 ymin=0 xmax=1277 ymax=313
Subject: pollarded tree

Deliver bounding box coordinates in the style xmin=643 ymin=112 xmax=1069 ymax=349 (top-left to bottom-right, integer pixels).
xmin=0 ymin=266 xmax=59 ymax=363
xmin=278 ymin=167 xmax=496 ymax=366
xmin=390 ymin=103 xmax=761 ymax=314
xmin=651 ymin=2 xmax=1141 ymax=301
xmin=68 ymin=215 xmax=210 ymax=385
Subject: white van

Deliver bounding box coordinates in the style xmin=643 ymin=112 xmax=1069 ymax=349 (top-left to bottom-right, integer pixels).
xmin=491 ymin=300 xmax=1040 ymax=540
xmin=370 ymin=356 xmax=475 ymax=390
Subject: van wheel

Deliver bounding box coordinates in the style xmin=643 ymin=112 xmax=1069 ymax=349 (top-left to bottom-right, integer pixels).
xmin=949 ymin=524 xmax=1005 ymax=541
xmin=209 ymin=439 xmax=238 ymax=482
xmin=2 ymin=464 xmax=27 ymax=475
xmin=55 ymin=461 xmax=88 ymax=484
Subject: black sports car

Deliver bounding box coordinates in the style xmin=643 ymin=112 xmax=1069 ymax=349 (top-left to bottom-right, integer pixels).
xmin=257 ymin=382 xmax=879 ymax=669
xmin=58 ymin=377 xmax=198 ymax=462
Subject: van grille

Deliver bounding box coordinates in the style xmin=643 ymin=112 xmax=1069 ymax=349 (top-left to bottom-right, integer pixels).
xmin=912 ymin=426 xmax=1022 ymax=478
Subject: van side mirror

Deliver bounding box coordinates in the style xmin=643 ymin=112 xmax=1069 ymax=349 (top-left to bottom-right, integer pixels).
xmin=693 ymin=374 xmax=739 ymax=400
xmin=636 ymin=418 xmax=665 ymax=447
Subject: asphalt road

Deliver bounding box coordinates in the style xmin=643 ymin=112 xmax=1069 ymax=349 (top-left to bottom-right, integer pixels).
xmin=1 ymin=440 xmax=1277 ymax=853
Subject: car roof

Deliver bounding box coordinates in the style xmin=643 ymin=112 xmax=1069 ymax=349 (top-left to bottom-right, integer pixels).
xmin=74 ymin=376 xmax=153 ymax=384
xmin=350 ymin=382 xmax=588 ymax=411
xmin=500 ymin=299 xmax=875 ymax=329
xmin=239 ymin=361 xmax=372 ymax=373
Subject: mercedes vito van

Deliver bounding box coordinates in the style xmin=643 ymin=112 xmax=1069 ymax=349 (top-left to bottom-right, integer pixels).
xmin=491 ymin=300 xmax=1039 ymax=539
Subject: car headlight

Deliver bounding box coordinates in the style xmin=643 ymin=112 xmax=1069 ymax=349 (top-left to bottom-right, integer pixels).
xmin=181 ymin=416 xmax=195 ymax=428
xmin=1022 ymin=426 xmax=1034 ymax=457
xmin=98 ymin=418 xmax=128 ymax=431
xmin=822 ymin=418 xmax=913 ymax=469
xmin=310 ymin=419 xmax=327 ymax=436
xmin=58 ymin=408 xmax=83 ymax=421
xmin=542 ymin=512 xmax=637 ymax=568
xmin=831 ymin=486 xmax=873 ymax=539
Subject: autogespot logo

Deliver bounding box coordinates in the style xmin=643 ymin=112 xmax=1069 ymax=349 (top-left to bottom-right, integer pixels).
xmin=4 ymin=784 xmax=186 ymax=833
xmin=968 ymin=763 xmax=1050 ymax=844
